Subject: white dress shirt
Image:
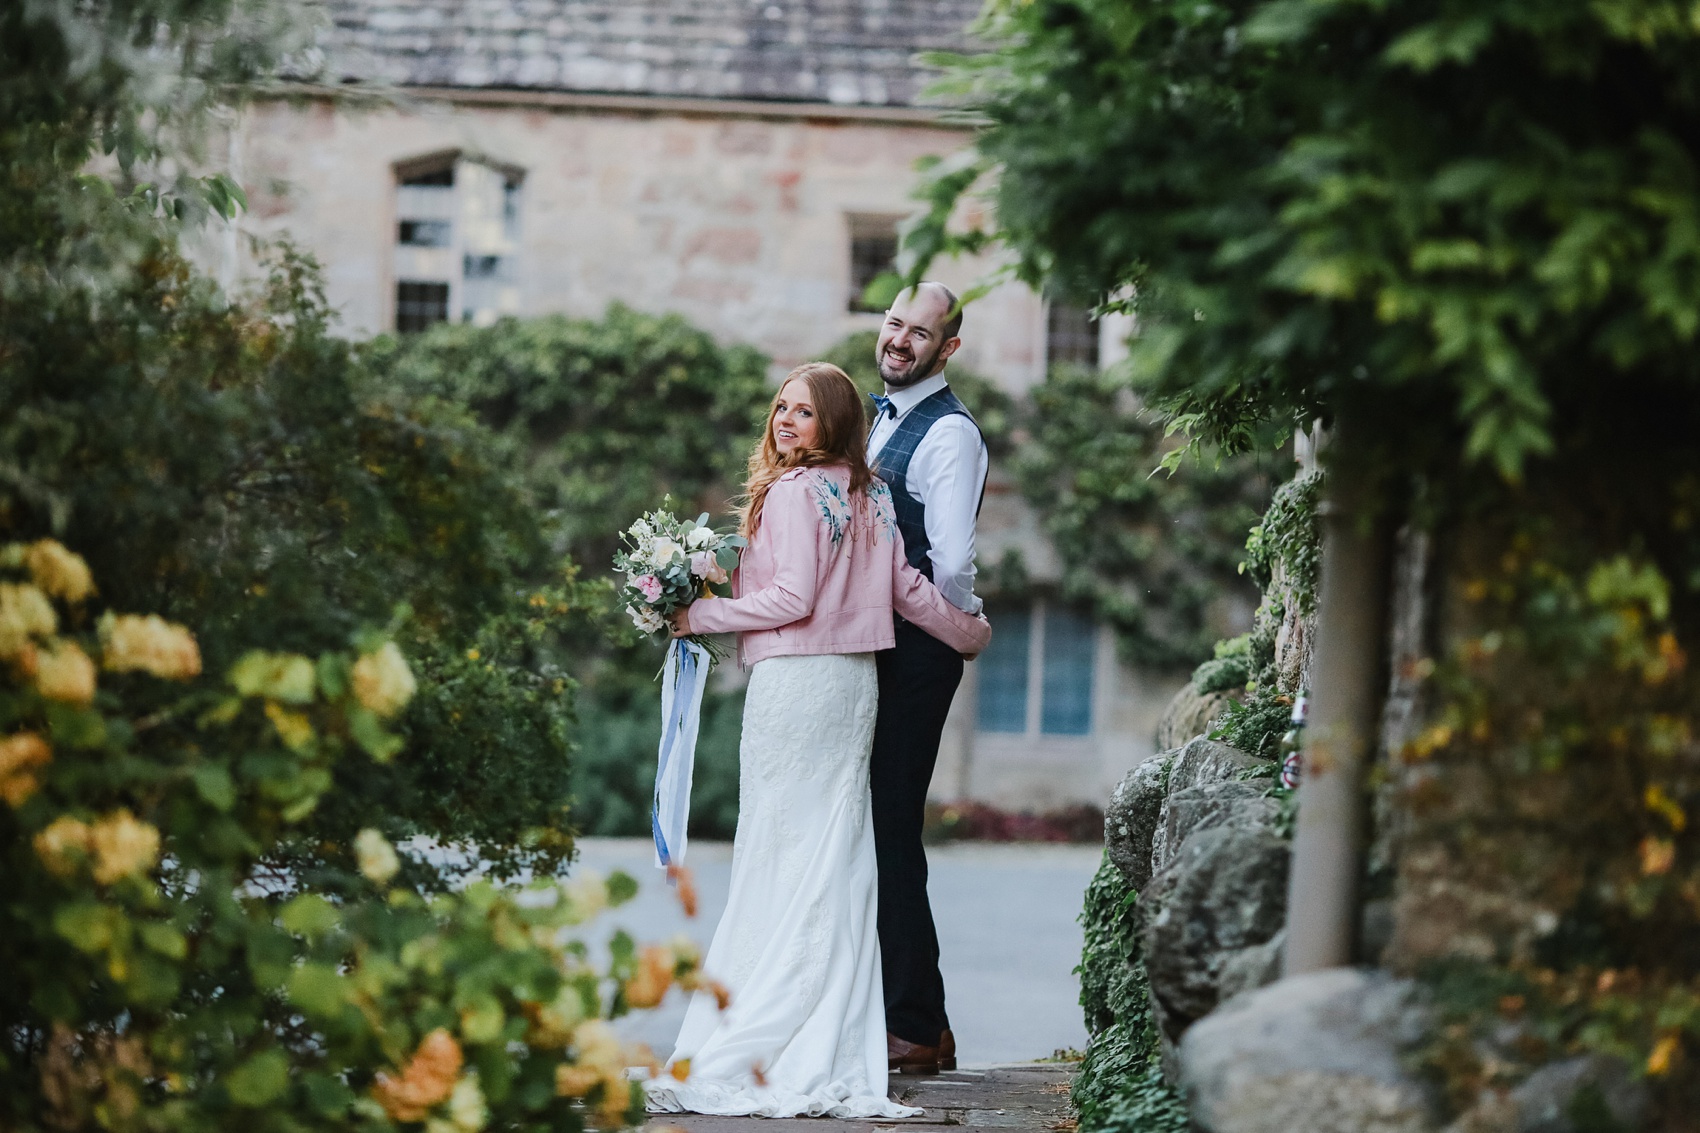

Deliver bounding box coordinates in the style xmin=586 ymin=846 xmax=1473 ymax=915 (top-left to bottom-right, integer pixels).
xmin=867 ymin=372 xmax=989 ymax=615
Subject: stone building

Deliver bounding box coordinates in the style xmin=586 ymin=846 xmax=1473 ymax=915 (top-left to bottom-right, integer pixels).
xmin=220 ymin=0 xmax=1180 ymax=808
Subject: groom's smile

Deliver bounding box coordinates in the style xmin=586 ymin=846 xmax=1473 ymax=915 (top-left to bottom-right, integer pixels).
xmin=876 ymin=283 xmax=964 ymax=390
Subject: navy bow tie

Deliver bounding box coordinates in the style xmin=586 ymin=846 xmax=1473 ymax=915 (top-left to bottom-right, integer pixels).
xmin=870 ymin=393 xmax=896 ymax=419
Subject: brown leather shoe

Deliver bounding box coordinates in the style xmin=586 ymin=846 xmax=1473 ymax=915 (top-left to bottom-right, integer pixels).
xmin=887 ymin=1031 xmax=941 ymax=1075
xmin=939 ymin=1028 xmax=956 ymax=1072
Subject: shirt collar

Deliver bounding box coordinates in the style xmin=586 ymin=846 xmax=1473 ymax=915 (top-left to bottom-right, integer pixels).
xmin=883 ymin=372 xmax=950 ymax=419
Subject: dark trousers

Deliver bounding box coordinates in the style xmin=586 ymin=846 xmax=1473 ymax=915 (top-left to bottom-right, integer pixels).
xmin=871 ymin=619 xmax=964 ymax=1046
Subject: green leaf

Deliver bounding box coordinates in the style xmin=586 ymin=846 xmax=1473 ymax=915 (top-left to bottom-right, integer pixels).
xmin=191 ymin=764 xmax=236 ymax=811
xmin=860 ymin=271 xmax=905 ymax=312
xmin=347 ymin=705 xmax=405 ymax=762
xmin=316 ymin=653 xmax=351 ymax=700
xmin=279 ymin=893 xmax=340 ymax=937
xmin=606 ymin=870 xmax=639 ymax=907
xmin=225 ymin=1049 xmax=290 ymax=1107
xmin=286 ymin=964 xmax=348 ymax=1017
xmin=46 ymin=704 xmax=106 ymax=749
xmin=139 ymin=922 xmax=188 ymax=959
xmin=229 ymin=651 xmax=317 ymax=703
xmin=54 ymin=902 xmax=121 ymax=954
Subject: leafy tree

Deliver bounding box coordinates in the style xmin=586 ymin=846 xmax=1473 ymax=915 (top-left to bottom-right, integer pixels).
xmin=910 ymin=0 xmax=1700 ymax=1117
xmin=364 ymin=310 xmax=771 ymax=574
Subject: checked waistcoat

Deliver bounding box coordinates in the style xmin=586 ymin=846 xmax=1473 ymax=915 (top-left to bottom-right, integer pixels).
xmin=870 ymin=387 xmax=984 ymax=579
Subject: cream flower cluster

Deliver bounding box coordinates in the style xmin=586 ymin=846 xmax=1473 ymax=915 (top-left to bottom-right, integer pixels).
xmin=352 ymin=642 xmax=418 ymax=718
xmin=613 ymin=508 xmax=743 ymax=646
xmin=34 ymin=808 xmax=162 ymax=884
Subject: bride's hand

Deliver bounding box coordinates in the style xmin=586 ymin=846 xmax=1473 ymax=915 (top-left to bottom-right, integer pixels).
xmin=667 ymin=607 xmax=693 ymax=638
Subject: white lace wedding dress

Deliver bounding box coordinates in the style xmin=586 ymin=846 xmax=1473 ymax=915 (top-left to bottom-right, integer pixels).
xmin=644 ymin=652 xmax=921 ymax=1119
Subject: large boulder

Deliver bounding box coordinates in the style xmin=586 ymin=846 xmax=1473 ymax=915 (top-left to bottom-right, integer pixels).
xmin=1166 ymin=736 xmax=1267 ymax=795
xmin=1155 ymin=683 xmax=1241 ymax=752
xmin=1180 ymin=968 xmax=1441 ymax=1133
xmin=1150 ymin=780 xmax=1278 ymax=878
xmin=1105 ymin=753 xmax=1173 ymax=891
xmin=1143 ymin=823 xmax=1290 ymax=1040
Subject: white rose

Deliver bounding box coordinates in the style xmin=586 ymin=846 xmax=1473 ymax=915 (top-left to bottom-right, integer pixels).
xmin=627 ymin=604 xmax=665 ymax=634
xmin=684 ymin=526 xmax=715 ymax=550
xmin=650 ymin=537 xmax=682 ymax=565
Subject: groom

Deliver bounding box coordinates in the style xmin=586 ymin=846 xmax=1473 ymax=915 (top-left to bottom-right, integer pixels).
xmin=866 ymin=283 xmax=988 ymax=1076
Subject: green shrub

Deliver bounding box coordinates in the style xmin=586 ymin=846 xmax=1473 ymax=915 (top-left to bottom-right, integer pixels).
xmin=1072 ymin=854 xmax=1187 ymax=1132
xmin=572 ymin=689 xmax=744 ymax=841
xmin=2 ymin=543 xmax=694 ymax=1132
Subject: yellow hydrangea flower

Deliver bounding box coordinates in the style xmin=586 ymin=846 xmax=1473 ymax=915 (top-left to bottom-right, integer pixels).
xmin=372 ymin=1028 xmax=462 ymax=1123
xmin=102 ymin=614 xmax=202 ymax=680
xmin=23 ymin=541 xmax=96 ymax=603
xmin=35 ymin=641 xmax=96 ymax=705
xmin=352 ymin=642 xmax=417 ymax=718
xmin=0 ymin=583 xmax=57 ymax=658
xmin=34 ymin=815 xmax=92 ymax=876
xmin=89 ymin=809 xmax=161 ymax=884
xmin=0 ymin=732 xmax=52 ymax=807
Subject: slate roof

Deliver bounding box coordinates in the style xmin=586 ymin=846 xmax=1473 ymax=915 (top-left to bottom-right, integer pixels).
xmin=314 ymin=0 xmax=984 ymax=108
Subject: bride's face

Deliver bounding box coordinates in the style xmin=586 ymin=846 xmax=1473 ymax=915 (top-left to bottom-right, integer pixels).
xmin=772 ymin=379 xmax=821 ymax=454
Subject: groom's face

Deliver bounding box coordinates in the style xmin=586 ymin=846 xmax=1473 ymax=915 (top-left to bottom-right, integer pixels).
xmin=876 ymin=288 xmax=961 ymax=389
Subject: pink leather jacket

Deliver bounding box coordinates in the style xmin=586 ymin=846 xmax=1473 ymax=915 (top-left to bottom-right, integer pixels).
xmin=688 ymin=465 xmax=991 ymax=668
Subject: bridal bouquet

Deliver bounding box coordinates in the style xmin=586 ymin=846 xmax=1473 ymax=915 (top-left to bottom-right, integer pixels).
xmin=612 ymin=507 xmax=744 ymax=874
xmin=613 ymin=507 xmax=742 ymax=655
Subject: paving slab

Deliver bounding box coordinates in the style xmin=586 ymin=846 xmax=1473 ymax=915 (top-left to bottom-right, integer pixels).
xmin=644 ymin=1065 xmax=1076 ymax=1133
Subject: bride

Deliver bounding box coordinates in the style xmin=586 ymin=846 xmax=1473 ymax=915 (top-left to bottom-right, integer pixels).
xmin=644 ymin=362 xmax=991 ymax=1120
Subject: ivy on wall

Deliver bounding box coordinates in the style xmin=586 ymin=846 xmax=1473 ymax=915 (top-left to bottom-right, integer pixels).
xmin=1014 ymin=366 xmax=1275 ymax=670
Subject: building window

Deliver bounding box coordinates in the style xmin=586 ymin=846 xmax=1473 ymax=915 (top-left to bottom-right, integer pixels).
xmin=975 ymin=600 xmax=1096 ymax=738
xmin=847 ymin=214 xmax=901 ymax=312
xmin=396 ymin=281 xmax=450 ymax=333
xmin=975 ymin=602 xmax=1031 ymax=734
xmin=392 ymin=153 xmax=524 ymax=332
xmin=1046 ymin=301 xmax=1099 ymax=369
xmin=1041 ymin=606 xmax=1096 ymax=736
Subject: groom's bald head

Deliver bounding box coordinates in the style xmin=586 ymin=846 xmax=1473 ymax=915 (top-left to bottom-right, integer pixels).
xmin=876 ymin=282 xmax=963 ymax=389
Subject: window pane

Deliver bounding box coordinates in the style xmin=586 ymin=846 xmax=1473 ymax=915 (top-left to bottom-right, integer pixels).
xmin=847 ymin=215 xmax=900 ymax=312
xmin=398 ymin=219 xmax=452 ymax=247
xmin=396 ymin=281 xmax=449 ymax=333
xmin=1046 ymin=302 xmax=1099 ymax=369
xmin=1041 ymin=607 xmax=1094 ymax=736
xmin=975 ymin=603 xmax=1030 ymax=734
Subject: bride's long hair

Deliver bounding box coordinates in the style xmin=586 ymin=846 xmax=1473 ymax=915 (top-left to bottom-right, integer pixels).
xmin=740 ymin=362 xmax=874 ymax=536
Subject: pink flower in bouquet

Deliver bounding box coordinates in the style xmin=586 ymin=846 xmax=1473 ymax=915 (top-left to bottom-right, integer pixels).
xmin=689 ymin=551 xmax=728 ymax=585
xmin=635 ymin=574 xmax=664 ymax=603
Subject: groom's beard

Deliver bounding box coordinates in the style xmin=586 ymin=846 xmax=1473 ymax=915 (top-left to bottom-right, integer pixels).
xmin=878 ymin=339 xmax=945 ymax=389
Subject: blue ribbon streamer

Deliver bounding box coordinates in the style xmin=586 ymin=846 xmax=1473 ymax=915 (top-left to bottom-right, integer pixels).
xmin=651 ymin=640 xmax=701 ymax=870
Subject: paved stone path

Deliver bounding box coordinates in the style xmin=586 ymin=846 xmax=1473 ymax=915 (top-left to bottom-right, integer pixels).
xmin=645 ymin=1065 xmax=1076 ymax=1133
xmin=577 ymin=838 xmax=1102 ymax=1066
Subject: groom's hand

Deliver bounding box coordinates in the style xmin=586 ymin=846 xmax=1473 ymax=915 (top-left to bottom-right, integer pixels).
xmin=666 ymin=607 xmax=693 ymax=638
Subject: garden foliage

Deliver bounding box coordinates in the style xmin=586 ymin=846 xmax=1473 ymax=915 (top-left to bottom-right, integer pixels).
xmin=3 ymin=542 xmax=703 ymax=1132
xmin=915 ymin=0 xmax=1700 ymax=1116
xmin=1 ymin=1 xmax=716 ymax=1126
xmin=365 ymin=314 xmax=778 ymax=841
xmin=1071 ymin=855 xmax=1188 ymax=1133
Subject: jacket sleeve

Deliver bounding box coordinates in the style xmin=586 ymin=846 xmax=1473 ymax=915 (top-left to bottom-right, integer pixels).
xmin=891 ymin=534 xmax=992 ymax=655
xmin=687 ymin=477 xmax=821 ymax=635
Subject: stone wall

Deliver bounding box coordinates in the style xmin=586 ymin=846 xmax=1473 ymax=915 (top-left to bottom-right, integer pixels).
xmin=214 ymin=94 xmax=1048 ymax=388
